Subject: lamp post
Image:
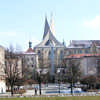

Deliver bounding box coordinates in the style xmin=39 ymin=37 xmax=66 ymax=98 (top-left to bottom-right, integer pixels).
xmin=37 ymin=69 xmax=42 ymax=95
xmin=57 ymin=68 xmax=61 ymax=94
xmin=58 ymin=74 xmax=61 ymax=94
xmin=50 ymin=46 xmax=55 ymax=82
xmin=70 ymin=65 xmax=73 ymax=95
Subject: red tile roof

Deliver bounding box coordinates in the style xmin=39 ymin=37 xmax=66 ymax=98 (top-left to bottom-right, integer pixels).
xmin=25 ymin=48 xmax=34 ymax=53
xmin=66 ymin=54 xmax=100 ymax=59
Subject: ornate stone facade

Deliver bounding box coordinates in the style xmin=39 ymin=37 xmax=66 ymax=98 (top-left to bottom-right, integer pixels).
xmin=66 ymin=40 xmax=100 ymax=55
xmin=34 ymin=16 xmax=65 ymax=76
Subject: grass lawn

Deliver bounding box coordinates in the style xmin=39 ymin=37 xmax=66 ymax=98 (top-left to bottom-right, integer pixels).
xmin=0 ymin=96 xmax=100 ymax=100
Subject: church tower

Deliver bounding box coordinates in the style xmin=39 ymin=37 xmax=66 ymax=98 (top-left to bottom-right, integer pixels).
xmin=34 ymin=15 xmax=65 ymax=80
xmin=43 ymin=16 xmax=50 ymax=40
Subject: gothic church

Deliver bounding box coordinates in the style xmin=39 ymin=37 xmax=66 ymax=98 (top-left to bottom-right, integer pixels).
xmin=34 ymin=16 xmax=65 ymax=75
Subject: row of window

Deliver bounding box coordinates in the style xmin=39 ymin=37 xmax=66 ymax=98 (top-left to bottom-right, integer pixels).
xmin=38 ymin=50 xmax=63 ymax=60
xmin=71 ymin=49 xmax=90 ymax=54
xmin=27 ymin=65 xmax=34 ymax=68
xmin=26 ymin=57 xmax=34 ymax=62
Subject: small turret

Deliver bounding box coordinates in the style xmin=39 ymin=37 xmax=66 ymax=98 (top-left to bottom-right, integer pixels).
xmin=29 ymin=41 xmax=32 ymax=48
xmin=62 ymin=39 xmax=66 ymax=47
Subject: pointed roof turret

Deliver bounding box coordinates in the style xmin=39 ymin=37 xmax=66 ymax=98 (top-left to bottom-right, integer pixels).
xmin=29 ymin=41 xmax=32 ymax=48
xmin=50 ymin=13 xmax=55 ymax=37
xmin=43 ymin=16 xmax=50 ymax=40
xmin=62 ymin=39 xmax=66 ymax=47
xmin=24 ymin=41 xmax=36 ymax=54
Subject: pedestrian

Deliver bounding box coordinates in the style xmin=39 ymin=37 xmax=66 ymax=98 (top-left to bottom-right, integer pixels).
xmin=35 ymin=88 xmax=37 ymax=95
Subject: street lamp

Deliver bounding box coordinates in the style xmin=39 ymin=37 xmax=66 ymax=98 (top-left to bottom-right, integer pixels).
xmin=70 ymin=65 xmax=73 ymax=95
xmin=50 ymin=46 xmax=55 ymax=82
xmin=57 ymin=68 xmax=61 ymax=94
xmin=37 ymin=69 xmax=42 ymax=95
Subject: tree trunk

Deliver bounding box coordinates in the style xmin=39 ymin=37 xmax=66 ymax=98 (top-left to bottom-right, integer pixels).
xmin=38 ymin=76 xmax=41 ymax=95
xmin=39 ymin=82 xmax=41 ymax=95
xmin=11 ymin=85 xmax=14 ymax=96
xmin=71 ymin=82 xmax=73 ymax=95
xmin=59 ymin=82 xmax=60 ymax=94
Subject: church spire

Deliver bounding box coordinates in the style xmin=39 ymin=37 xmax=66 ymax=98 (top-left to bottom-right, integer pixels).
xmin=29 ymin=41 xmax=32 ymax=48
xmin=50 ymin=13 xmax=55 ymax=37
xmin=43 ymin=15 xmax=50 ymax=40
xmin=62 ymin=39 xmax=66 ymax=47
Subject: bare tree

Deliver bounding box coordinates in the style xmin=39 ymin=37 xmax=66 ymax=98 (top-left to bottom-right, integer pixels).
xmin=5 ymin=47 xmax=23 ymax=96
xmin=81 ymin=75 xmax=98 ymax=89
xmin=66 ymin=59 xmax=81 ymax=95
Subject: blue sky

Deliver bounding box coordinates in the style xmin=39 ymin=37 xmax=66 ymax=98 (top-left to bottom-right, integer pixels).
xmin=0 ymin=0 xmax=100 ymax=51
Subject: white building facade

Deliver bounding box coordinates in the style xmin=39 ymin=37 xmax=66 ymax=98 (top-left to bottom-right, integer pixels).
xmin=0 ymin=46 xmax=6 ymax=93
xmin=22 ymin=42 xmax=39 ymax=79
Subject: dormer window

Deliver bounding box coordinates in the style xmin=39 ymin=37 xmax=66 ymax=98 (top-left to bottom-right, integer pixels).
xmin=45 ymin=40 xmax=53 ymax=46
xmin=45 ymin=40 xmax=50 ymax=45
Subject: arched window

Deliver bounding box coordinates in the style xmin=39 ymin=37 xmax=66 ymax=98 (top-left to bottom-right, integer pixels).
xmin=85 ymin=49 xmax=89 ymax=54
xmin=48 ymin=50 xmax=51 ymax=59
xmin=60 ymin=50 xmax=63 ymax=60
xmin=79 ymin=49 xmax=82 ymax=54
xmin=38 ymin=50 xmax=41 ymax=58
xmin=45 ymin=40 xmax=54 ymax=46
xmin=45 ymin=40 xmax=50 ymax=46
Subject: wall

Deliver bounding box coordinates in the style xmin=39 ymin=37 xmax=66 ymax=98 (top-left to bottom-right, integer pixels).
xmin=0 ymin=46 xmax=6 ymax=93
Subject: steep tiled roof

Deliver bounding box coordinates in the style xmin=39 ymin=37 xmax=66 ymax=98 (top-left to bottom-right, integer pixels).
xmin=34 ymin=16 xmax=65 ymax=48
xmin=43 ymin=17 xmax=50 ymax=39
xmin=23 ymin=48 xmax=36 ymax=55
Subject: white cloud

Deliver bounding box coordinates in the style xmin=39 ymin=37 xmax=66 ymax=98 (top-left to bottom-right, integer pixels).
xmin=83 ymin=16 xmax=100 ymax=29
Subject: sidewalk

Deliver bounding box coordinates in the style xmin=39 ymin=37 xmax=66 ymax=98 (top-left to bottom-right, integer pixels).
xmin=0 ymin=91 xmax=100 ymax=98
